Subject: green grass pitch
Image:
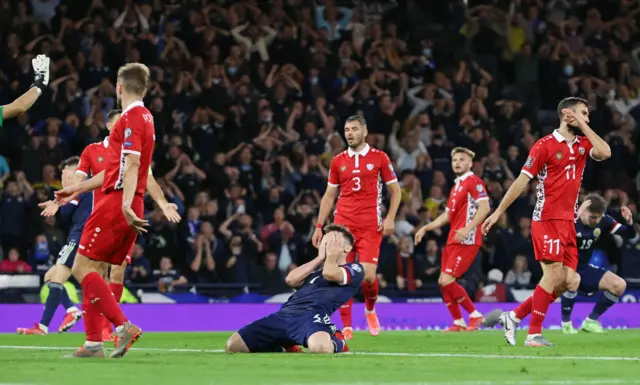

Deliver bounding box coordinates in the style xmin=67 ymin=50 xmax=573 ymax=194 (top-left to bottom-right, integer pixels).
xmin=0 ymin=331 xmax=639 ymax=385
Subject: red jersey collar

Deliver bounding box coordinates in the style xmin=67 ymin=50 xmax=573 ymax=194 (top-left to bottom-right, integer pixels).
xmin=347 ymin=143 xmax=370 ymax=157
xmin=455 ymin=171 xmax=474 ymax=183
xmin=553 ymin=129 xmax=579 ymax=144
xmin=122 ymin=100 xmax=145 ymax=115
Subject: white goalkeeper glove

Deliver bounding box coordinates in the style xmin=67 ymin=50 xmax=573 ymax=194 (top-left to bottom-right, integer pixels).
xmin=31 ymin=54 xmax=50 ymax=93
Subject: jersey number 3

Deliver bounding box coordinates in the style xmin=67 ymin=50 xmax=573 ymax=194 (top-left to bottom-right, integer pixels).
xmin=352 ymin=176 xmax=361 ymax=191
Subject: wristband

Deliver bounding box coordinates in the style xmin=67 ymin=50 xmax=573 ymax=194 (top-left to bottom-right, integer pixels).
xmin=31 ymin=73 xmax=46 ymax=94
xmin=316 ymin=223 xmax=323 ymax=229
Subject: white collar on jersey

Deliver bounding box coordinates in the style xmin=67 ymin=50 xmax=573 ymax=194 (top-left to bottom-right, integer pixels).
xmin=455 ymin=171 xmax=474 ymax=183
xmin=122 ymin=100 xmax=145 ymax=115
xmin=102 ymin=137 xmax=109 ymax=148
xmin=347 ymin=143 xmax=371 ymax=157
xmin=553 ymin=129 xmax=579 ymax=144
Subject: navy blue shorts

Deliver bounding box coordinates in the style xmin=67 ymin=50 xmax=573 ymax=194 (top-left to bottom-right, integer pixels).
xmin=577 ymin=264 xmax=608 ymax=295
xmin=238 ymin=312 xmax=335 ymax=353
xmin=56 ymin=239 xmax=79 ymax=269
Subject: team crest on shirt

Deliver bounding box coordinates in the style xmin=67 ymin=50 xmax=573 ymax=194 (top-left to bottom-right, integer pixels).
xmin=579 ymin=147 xmax=585 ymax=155
xmin=366 ymin=163 xmax=374 ymax=170
xmin=351 ymin=264 xmax=362 ymax=272
xmin=594 ymin=228 xmax=601 ymax=237
xmin=340 ymin=165 xmax=346 ymax=172
xmin=124 ymin=128 xmax=132 ymax=138
xmin=555 ymin=151 xmax=563 ymax=160
xmin=98 ymin=156 xmax=103 ymax=163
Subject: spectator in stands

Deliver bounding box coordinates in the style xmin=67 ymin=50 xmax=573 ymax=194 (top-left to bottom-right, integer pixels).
xmin=153 ymin=256 xmax=188 ymax=293
xmin=126 ymin=244 xmax=152 ymax=285
xmin=0 ymin=248 xmax=32 ymax=274
xmin=505 ymin=254 xmax=533 ymax=289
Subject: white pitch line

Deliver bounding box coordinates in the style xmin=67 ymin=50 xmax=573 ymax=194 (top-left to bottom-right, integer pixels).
xmin=0 ymin=345 xmax=639 ymax=362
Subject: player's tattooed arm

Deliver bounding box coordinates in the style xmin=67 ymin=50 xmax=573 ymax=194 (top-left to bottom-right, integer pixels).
xmin=285 ymin=255 xmax=326 ymax=288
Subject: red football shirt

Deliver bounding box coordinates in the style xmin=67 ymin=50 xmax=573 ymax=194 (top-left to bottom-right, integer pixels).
xmin=76 ymin=139 xmax=109 ymax=204
xmin=102 ymin=101 xmax=155 ymax=197
xmin=446 ymin=171 xmax=488 ymax=246
xmin=521 ymin=130 xmax=595 ymax=222
xmin=328 ymin=144 xmax=398 ymax=229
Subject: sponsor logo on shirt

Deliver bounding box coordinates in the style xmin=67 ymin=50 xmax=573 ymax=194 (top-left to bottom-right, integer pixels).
xmin=525 ymin=156 xmax=535 ymax=168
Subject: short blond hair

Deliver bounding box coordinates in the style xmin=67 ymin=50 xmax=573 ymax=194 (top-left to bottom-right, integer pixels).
xmin=117 ymin=63 xmax=150 ymax=96
xmin=451 ymin=147 xmax=475 ymax=159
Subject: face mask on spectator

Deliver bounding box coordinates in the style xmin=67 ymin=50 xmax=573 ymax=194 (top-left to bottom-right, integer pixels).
xmin=564 ymin=65 xmax=574 ymax=76
xmin=213 ymin=77 xmax=221 ymax=84
xmin=311 ymin=76 xmax=319 ymax=85
xmin=228 ymin=66 xmax=237 ymax=75
xmin=422 ymin=48 xmax=432 ymax=57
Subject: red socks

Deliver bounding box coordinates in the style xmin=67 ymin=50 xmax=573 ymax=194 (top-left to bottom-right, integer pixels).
xmin=82 ymin=297 xmax=103 ymax=342
xmin=339 ymin=298 xmax=353 ymax=328
xmin=110 ymin=282 xmax=124 ymax=303
xmin=448 ymin=282 xmax=476 ymax=314
xmin=81 ymin=272 xmax=127 ymax=329
xmin=363 ymin=280 xmax=379 ymax=312
xmin=440 ymin=284 xmax=463 ymax=321
xmin=514 ymin=289 xmax=559 ymax=321
xmin=529 ymin=285 xmax=553 ymax=335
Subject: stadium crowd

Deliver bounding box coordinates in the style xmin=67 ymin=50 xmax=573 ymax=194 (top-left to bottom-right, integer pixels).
xmin=1 ymin=0 xmax=640 ymax=298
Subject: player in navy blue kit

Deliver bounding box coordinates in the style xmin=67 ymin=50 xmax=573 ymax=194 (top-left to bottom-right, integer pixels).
xmin=17 ymin=157 xmax=92 ymax=335
xmin=225 ymin=225 xmax=362 ymax=354
xmin=561 ymin=194 xmax=638 ymax=334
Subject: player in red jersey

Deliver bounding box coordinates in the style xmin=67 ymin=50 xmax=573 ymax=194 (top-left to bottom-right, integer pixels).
xmin=40 ymin=109 xmax=180 ymax=341
xmin=414 ymin=147 xmax=490 ymax=331
xmin=54 ymin=63 xmax=156 ymax=358
xmin=482 ymin=97 xmax=611 ymax=347
xmin=312 ymin=115 xmax=401 ymax=340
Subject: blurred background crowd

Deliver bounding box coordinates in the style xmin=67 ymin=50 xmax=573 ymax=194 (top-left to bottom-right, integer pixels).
xmin=2 ymin=0 xmax=640 ymax=301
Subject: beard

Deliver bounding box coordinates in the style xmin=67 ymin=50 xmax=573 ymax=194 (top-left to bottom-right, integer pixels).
xmin=568 ymin=123 xmax=581 ymax=136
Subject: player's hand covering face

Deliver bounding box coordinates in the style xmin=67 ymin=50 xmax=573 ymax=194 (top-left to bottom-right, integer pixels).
xmin=324 ymin=232 xmax=346 ymax=260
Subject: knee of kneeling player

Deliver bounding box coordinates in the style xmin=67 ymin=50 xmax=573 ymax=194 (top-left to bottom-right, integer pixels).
xmin=226 ymin=333 xmax=251 ymax=353
xmin=308 ymin=341 xmax=334 ymax=354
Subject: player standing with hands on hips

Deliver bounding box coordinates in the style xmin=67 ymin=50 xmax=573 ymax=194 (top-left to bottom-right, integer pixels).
xmin=482 ymin=97 xmax=611 ymax=347
xmin=414 ymin=147 xmax=490 ymax=331
xmin=312 ymin=115 xmax=402 ymax=340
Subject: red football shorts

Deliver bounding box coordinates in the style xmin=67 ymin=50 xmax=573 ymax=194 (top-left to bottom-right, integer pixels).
xmin=441 ymin=244 xmax=480 ymax=278
xmin=340 ymin=225 xmax=382 ymax=265
xmin=78 ymin=191 xmax=142 ymax=266
xmin=531 ymin=219 xmax=578 ymax=270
